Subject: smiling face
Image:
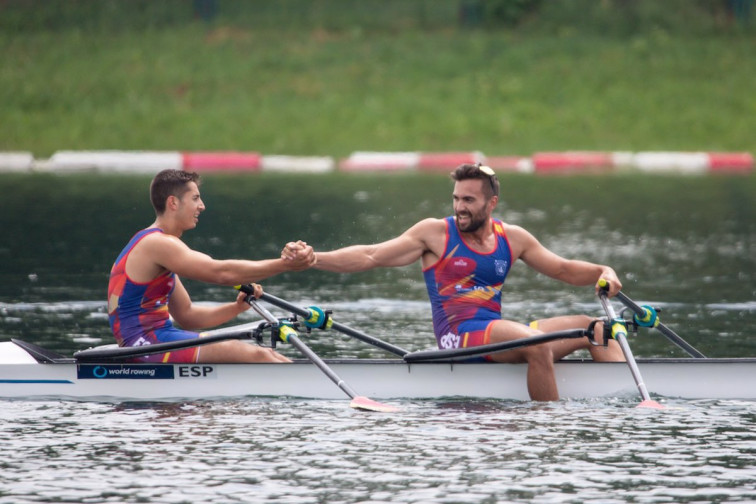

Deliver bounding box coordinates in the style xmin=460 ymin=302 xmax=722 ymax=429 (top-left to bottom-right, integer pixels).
xmin=172 ymin=181 xmax=205 ymax=230
xmin=452 ymin=179 xmax=497 ymax=233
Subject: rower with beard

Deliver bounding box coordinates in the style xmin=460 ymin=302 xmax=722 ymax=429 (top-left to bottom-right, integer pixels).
xmin=294 ymin=163 xmax=625 ymax=401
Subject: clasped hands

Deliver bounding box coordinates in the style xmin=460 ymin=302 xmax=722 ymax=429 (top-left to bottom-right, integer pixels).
xmin=281 ymin=240 xmax=317 ymax=270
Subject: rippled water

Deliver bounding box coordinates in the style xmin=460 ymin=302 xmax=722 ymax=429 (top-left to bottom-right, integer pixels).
xmin=2 ymin=398 xmax=756 ymax=503
xmin=1 ymin=173 xmax=755 ymax=502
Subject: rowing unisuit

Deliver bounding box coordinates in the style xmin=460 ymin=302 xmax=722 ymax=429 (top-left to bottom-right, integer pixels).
xmin=422 ymin=217 xmax=512 ymax=351
xmin=107 ymin=228 xmax=199 ymax=363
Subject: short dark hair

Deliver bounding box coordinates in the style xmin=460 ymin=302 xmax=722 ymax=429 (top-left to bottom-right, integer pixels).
xmin=450 ymin=163 xmax=499 ymax=198
xmin=150 ymin=169 xmax=201 ymax=214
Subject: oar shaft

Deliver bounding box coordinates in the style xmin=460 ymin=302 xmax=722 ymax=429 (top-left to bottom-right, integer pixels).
xmin=599 ymin=292 xmax=652 ymax=402
xmin=248 ymin=299 xmax=358 ymax=398
xmin=285 ymin=332 xmax=359 ymax=399
xmin=258 ymin=292 xmax=409 ymax=357
xmin=247 ymin=298 xmax=397 ymax=411
xmin=615 ymin=334 xmax=652 ymax=401
xmin=247 ymin=298 xmax=359 ymax=398
xmin=615 ymin=291 xmax=705 ymax=358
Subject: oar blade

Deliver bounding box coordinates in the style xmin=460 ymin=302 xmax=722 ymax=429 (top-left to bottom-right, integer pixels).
xmin=349 ymin=396 xmax=400 ymax=413
xmin=637 ymin=399 xmax=666 ymax=410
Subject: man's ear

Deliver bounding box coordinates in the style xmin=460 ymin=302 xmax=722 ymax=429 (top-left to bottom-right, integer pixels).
xmin=166 ymin=195 xmax=179 ymax=211
xmin=488 ymin=195 xmax=498 ymax=210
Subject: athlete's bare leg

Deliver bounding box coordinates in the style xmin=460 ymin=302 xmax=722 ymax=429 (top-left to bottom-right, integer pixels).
xmin=485 ymin=315 xmax=624 ymax=401
xmin=532 ymin=315 xmax=625 ymax=362
xmin=486 ymin=320 xmax=559 ymax=401
xmin=196 ymin=340 xmax=291 ymax=363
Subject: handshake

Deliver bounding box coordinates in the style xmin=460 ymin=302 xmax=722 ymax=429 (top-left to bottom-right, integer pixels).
xmin=280 ymin=240 xmax=317 ymax=271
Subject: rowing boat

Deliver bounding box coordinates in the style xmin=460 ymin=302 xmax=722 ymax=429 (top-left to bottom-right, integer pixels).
xmin=2 ymin=339 xmax=755 ymax=402
xmin=2 ymin=289 xmax=754 ymax=404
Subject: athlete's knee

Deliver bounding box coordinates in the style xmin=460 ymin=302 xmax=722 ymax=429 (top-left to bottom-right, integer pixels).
xmin=249 ymin=345 xmax=290 ymax=363
xmin=524 ymin=344 xmax=554 ymax=366
xmin=251 ymin=346 xmax=273 ymax=358
xmin=573 ymin=314 xmax=594 ymax=327
xmin=590 ymin=319 xmax=612 ymax=345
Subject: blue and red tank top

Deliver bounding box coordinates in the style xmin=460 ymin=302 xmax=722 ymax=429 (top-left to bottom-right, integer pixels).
xmin=422 ymin=217 xmax=513 ymax=347
xmin=107 ymin=228 xmax=176 ymax=347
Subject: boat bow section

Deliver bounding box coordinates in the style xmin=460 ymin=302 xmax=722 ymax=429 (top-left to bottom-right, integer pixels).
xmin=1 ymin=340 xmax=47 ymax=364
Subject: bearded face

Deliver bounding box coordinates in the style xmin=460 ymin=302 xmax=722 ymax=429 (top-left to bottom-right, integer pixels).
xmin=455 ymin=205 xmax=488 ymax=233
xmin=452 ymin=179 xmax=495 ymax=234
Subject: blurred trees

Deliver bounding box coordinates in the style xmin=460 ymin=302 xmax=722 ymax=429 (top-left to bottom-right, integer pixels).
xmin=0 ymin=0 xmax=750 ymax=35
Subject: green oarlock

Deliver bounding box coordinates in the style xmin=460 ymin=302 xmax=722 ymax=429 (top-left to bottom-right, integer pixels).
xmin=304 ymin=306 xmax=333 ymax=330
xmin=634 ymin=305 xmax=660 ymax=328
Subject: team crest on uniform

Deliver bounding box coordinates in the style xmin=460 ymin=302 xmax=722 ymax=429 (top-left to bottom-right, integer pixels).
xmin=494 ymin=260 xmax=508 ymax=276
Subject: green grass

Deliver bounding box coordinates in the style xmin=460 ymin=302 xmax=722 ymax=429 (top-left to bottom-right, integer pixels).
xmin=1 ymin=1 xmax=754 ymax=158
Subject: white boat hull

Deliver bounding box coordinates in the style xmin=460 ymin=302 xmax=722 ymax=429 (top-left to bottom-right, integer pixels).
xmin=2 ymin=356 xmax=755 ymax=402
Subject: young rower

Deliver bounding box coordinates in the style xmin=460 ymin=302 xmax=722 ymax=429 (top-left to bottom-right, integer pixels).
xmin=108 ymin=169 xmax=316 ymax=364
xmin=285 ymin=163 xmax=625 ymax=401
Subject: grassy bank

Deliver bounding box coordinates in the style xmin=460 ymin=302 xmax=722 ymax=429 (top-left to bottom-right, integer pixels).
xmin=1 ymin=1 xmax=754 ymax=157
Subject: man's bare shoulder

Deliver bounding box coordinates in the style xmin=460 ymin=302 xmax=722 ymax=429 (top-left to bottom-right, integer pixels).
xmin=410 ymin=217 xmax=447 ymax=233
xmin=498 ymin=222 xmax=540 ymax=258
xmin=402 ymin=218 xmax=448 ymax=243
xmin=402 ymin=218 xmax=448 ymax=258
xmin=138 ymin=230 xmax=180 ymax=245
xmin=135 ymin=230 xmax=188 ymax=257
xmin=500 ymin=222 xmax=532 ymax=238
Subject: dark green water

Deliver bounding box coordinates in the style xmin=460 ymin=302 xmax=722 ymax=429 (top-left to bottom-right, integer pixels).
xmin=0 ymin=172 xmax=754 ymax=358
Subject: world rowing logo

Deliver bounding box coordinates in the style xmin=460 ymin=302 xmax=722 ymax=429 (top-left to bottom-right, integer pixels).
xmin=77 ymin=365 xmax=175 ymax=380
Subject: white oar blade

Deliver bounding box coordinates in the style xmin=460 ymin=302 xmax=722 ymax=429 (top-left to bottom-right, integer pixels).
xmin=349 ymin=396 xmax=400 ymax=413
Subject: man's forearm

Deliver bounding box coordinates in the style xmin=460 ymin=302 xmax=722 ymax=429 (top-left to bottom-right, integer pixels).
xmin=315 ymin=247 xmax=376 ymax=273
xmin=559 ymin=260 xmax=615 ymax=286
